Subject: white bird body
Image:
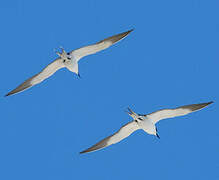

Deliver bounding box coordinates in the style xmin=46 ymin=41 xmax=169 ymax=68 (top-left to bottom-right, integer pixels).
xmin=126 ymin=108 xmax=157 ymax=135
xmin=6 ymin=29 xmax=133 ymax=96
xmin=137 ymin=116 xmax=156 ymax=135
xmin=80 ymin=102 xmax=213 ymax=154
xmin=64 ymin=56 xmax=78 ymax=74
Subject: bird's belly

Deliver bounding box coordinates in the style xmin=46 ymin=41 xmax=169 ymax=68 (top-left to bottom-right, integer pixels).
xmin=138 ymin=120 xmax=155 ymax=135
xmin=65 ymin=59 xmax=78 ymax=73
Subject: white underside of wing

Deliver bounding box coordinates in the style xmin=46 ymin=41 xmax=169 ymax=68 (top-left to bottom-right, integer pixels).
xmin=30 ymin=58 xmax=65 ymax=85
xmin=107 ymin=121 xmax=140 ymax=145
xmin=147 ymin=102 xmax=213 ymax=124
xmin=70 ymin=29 xmax=133 ymax=62
xmin=5 ymin=58 xmax=65 ymax=96
xmin=72 ymin=41 xmax=112 ymax=62
xmin=80 ymin=121 xmax=139 ymax=154
xmin=148 ymin=108 xmax=192 ymax=124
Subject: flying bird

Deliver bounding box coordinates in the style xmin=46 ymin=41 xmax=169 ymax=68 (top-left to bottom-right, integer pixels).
xmin=80 ymin=101 xmax=213 ymax=154
xmin=5 ymin=29 xmax=133 ymax=96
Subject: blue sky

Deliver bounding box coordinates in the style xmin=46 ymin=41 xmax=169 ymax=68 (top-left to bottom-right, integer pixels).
xmin=0 ymin=0 xmax=219 ymax=179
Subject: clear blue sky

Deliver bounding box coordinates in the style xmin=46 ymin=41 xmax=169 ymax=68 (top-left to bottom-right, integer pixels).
xmin=0 ymin=0 xmax=218 ymax=179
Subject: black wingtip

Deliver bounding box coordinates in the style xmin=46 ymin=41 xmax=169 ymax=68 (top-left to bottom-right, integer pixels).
xmin=129 ymin=28 xmax=135 ymax=32
xmin=3 ymin=90 xmax=19 ymax=97
xmin=207 ymin=101 xmax=214 ymax=105
xmin=79 ymin=150 xmax=88 ymax=154
xmin=126 ymin=28 xmax=134 ymax=35
xmin=202 ymin=101 xmax=214 ymax=107
xmin=4 ymin=92 xmax=11 ymax=97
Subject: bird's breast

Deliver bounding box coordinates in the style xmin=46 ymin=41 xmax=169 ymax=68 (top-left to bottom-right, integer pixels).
xmin=138 ymin=119 xmax=156 ymax=135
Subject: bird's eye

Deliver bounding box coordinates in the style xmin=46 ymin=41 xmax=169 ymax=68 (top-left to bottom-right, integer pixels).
xmin=63 ymin=59 xmax=66 ymax=63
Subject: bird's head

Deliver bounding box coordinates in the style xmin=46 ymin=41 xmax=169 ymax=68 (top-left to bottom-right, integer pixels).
xmin=126 ymin=107 xmax=139 ymax=120
xmin=55 ymin=47 xmax=72 ymax=62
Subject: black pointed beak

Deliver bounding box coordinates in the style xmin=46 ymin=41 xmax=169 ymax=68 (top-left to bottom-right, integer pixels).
xmin=127 ymin=107 xmax=134 ymax=115
xmin=125 ymin=107 xmax=132 ymax=115
xmin=156 ymin=133 xmax=160 ymax=139
xmin=156 ymin=127 xmax=160 ymax=139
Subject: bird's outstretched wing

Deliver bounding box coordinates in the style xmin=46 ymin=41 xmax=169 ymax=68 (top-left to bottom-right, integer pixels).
xmin=71 ymin=29 xmax=133 ymax=62
xmin=146 ymin=102 xmax=213 ymax=124
xmin=80 ymin=121 xmax=139 ymax=154
xmin=5 ymin=58 xmax=65 ymax=96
